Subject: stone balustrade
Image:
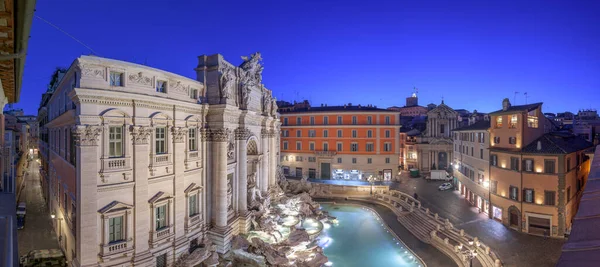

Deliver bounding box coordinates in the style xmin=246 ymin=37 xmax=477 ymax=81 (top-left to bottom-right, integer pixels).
xmin=100 ymin=238 xmax=134 ymax=258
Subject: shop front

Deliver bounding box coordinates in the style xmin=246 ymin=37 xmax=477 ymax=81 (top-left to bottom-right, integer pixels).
xmin=332 ymin=169 xmax=364 ymax=181
xmin=492 ymin=205 xmax=502 ymax=221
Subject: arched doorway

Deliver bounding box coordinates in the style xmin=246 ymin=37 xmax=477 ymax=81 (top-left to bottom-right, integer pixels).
xmin=438 ymin=152 xmax=448 ymax=170
xmin=508 ymin=205 xmax=521 ymax=228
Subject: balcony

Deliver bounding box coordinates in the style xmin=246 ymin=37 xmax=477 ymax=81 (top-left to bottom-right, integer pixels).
xmin=100 ymin=157 xmax=132 ymax=173
xmin=188 ymin=151 xmax=199 ymax=159
xmin=100 ymin=238 xmax=134 ymax=258
xmin=150 ymin=225 xmax=174 ymax=248
xmin=185 ymin=214 xmax=202 ymax=233
xmin=314 ymin=150 xmax=337 ymax=157
xmin=150 ymin=153 xmax=172 ymax=166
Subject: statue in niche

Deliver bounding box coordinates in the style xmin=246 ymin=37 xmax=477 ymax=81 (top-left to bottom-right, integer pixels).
xmin=227 ymin=174 xmax=233 ymax=210
xmin=270 ymin=98 xmax=278 ymax=116
xmin=239 ymin=78 xmax=251 ymax=109
xmin=240 ymin=52 xmax=263 ymax=84
xmin=220 ymin=67 xmax=235 ymax=101
xmin=262 ymin=89 xmax=272 ymax=114
xmin=227 ymin=141 xmax=235 ymax=160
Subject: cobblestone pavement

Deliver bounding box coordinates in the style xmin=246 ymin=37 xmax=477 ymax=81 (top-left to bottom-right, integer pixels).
xmin=17 ymin=157 xmax=60 ymax=256
xmin=391 ymin=174 xmax=565 ymax=267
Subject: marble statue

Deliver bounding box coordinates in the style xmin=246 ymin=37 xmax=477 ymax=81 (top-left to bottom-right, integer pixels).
xmin=220 ymin=67 xmax=235 ymax=101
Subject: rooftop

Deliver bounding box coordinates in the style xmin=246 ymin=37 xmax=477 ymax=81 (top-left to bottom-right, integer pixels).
xmin=488 ymin=102 xmax=543 ymax=116
xmin=452 ymin=120 xmax=491 ymax=132
xmin=520 ymin=132 xmax=593 ymax=154
xmin=279 ymin=104 xmax=396 ymax=113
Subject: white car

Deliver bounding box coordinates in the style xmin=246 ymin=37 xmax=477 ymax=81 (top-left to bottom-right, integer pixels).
xmin=438 ymin=183 xmax=453 ymax=191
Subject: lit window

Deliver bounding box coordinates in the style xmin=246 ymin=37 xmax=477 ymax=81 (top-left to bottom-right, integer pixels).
xmin=496 ymin=116 xmax=503 ymax=128
xmin=510 ymin=115 xmax=518 ymax=128
xmin=527 ymin=116 xmax=538 ymax=128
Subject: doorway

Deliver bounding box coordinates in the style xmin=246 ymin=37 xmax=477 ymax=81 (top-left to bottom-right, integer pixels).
xmin=528 ymin=216 xmax=551 ymax=236
xmin=320 ymin=163 xmax=331 ymax=179
xmin=438 ymin=152 xmax=448 ymax=170
xmin=510 ymin=209 xmax=519 ymax=227
xmin=295 ymin=167 xmax=302 ymax=178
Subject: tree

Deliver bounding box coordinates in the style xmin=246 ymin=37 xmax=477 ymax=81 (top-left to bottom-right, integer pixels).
xmin=48 ymin=67 xmax=67 ymax=90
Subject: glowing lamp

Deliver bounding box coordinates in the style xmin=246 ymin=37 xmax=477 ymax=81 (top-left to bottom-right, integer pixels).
xmin=50 ymin=214 xmax=56 ymax=219
xmin=483 ymin=181 xmax=489 ymax=188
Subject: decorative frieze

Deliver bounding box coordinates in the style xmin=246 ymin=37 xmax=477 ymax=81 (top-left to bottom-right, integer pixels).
xmin=72 ymin=125 xmax=103 ymax=146
xmin=171 ymin=127 xmax=188 ymax=143
xmin=235 ymin=127 xmax=252 ymax=140
xmin=130 ymin=125 xmax=153 ymax=145
xmin=128 ymin=72 xmax=153 ymax=86
xmin=209 ymin=128 xmax=230 ymax=142
xmin=80 ymin=64 xmax=105 ymax=79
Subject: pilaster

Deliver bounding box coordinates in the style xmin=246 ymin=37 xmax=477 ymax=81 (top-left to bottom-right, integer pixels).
xmin=260 ymin=129 xmax=269 ymax=193
xmin=235 ymin=127 xmax=250 ymax=233
xmin=268 ymin=129 xmax=277 ymax=187
xmin=72 ymin=125 xmax=102 ymax=266
xmin=130 ymin=125 xmax=154 ymax=265
xmin=172 ymin=126 xmax=188 ymax=250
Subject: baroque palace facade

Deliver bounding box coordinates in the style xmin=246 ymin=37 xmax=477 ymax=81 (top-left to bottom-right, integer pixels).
xmin=415 ymin=101 xmax=459 ymax=172
xmin=37 ymin=53 xmax=280 ymax=266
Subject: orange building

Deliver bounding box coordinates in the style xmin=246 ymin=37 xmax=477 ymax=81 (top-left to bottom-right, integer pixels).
xmin=279 ymin=103 xmax=400 ymax=181
xmin=488 ymin=99 xmax=593 ymax=237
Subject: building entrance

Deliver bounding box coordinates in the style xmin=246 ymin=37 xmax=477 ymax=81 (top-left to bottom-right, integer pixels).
xmin=320 ymin=163 xmax=331 ymax=179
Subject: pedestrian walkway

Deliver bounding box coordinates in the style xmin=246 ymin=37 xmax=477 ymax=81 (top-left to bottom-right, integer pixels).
xmin=17 ymin=157 xmax=60 ymax=256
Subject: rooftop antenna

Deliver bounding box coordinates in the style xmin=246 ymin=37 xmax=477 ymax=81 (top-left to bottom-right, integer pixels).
xmin=514 ymin=91 xmax=519 ymax=104
xmin=524 ymin=92 xmax=529 ymax=104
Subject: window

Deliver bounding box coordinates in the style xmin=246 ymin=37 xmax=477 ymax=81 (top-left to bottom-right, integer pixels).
xmin=480 ymin=148 xmax=483 ymax=159
xmin=352 ymin=158 xmax=357 ymax=164
xmin=567 ymin=158 xmax=571 ymax=171
xmin=189 ymin=89 xmax=198 ymax=99
xmin=155 ymin=204 xmax=167 ymax=230
xmin=296 ymin=142 xmax=302 ymax=151
xmin=385 ymin=116 xmax=390 ymax=125
xmin=337 ymin=116 xmax=342 ymax=124
xmin=367 ymin=130 xmax=373 ymax=138
xmin=385 ymin=157 xmax=391 ymax=164
xmin=385 ymin=130 xmax=390 ymax=138
xmin=544 ymin=159 xmax=555 ymax=174
xmin=510 ymin=157 xmax=519 ymax=171
xmin=336 ymin=143 xmax=342 ymax=152
xmin=384 ymin=143 xmax=392 ymax=152
xmin=296 ymin=117 xmax=302 ymax=125
xmin=524 ymin=189 xmax=534 ymax=203
xmin=367 ymin=158 xmax=372 ymax=164
xmin=352 ymin=130 xmax=357 ymax=138
xmin=283 ymin=141 xmax=288 ymax=150
xmin=63 ymin=193 xmax=68 ymax=211
xmin=366 ymin=143 xmax=374 ymax=152
xmin=155 ymin=127 xmax=166 ymax=154
xmin=337 ymin=158 xmax=342 ymax=163
xmin=495 ymin=116 xmax=503 ymax=128
xmin=308 ymin=130 xmax=316 ymax=137
xmin=323 ymin=143 xmax=329 ymax=151
xmin=528 ymin=116 xmax=538 ymax=128
xmin=188 ymin=194 xmax=198 ymax=216
xmin=296 ymin=130 xmax=302 ymax=137
xmin=493 ymin=136 xmax=500 ymax=144
xmin=510 ymin=115 xmax=517 ymax=128
xmin=308 ymin=157 xmax=316 ymax=162
xmin=309 ymin=142 xmax=315 ymax=151
xmin=567 ymin=186 xmax=571 ymax=201
xmin=440 ymin=124 xmax=445 ymax=134
xmin=156 ymin=254 xmax=167 ymax=267
xmin=109 ymin=126 xmax=123 ymax=157
xmin=491 ymin=155 xmax=497 ymax=166
xmin=491 ymin=181 xmax=498 ymax=194
xmin=109 ymin=216 xmax=124 ymax=243
xmin=283 ymin=118 xmax=288 ymax=126
xmin=524 ymin=159 xmax=533 ymax=172
xmin=310 ymin=117 xmax=315 ymax=125
xmin=188 ymin=128 xmax=197 ymax=151
xmin=352 ymin=116 xmax=357 ymax=125
xmin=296 ymin=156 xmax=303 ymax=162
xmin=509 ymin=137 xmax=516 ymax=144
xmin=509 ymin=186 xmax=519 ymax=201
xmin=70 ymin=130 xmax=76 ymax=166
xmin=323 ymin=116 xmax=329 ymax=125
xmin=544 ymin=191 xmax=556 ymax=205
xmin=471 ymin=147 xmax=473 ymax=156
xmin=367 ymin=116 xmax=372 ymax=125
xmin=323 ymin=130 xmax=328 ymax=137
xmin=156 ymin=80 xmax=167 ymax=93
xmin=350 ymin=143 xmax=358 ymax=152
xmin=110 ymin=72 xmax=123 ymax=86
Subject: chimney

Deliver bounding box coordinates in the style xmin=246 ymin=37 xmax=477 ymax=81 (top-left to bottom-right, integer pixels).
xmin=502 ymin=98 xmax=511 ymax=111
xmin=537 ymin=141 xmax=542 ymax=151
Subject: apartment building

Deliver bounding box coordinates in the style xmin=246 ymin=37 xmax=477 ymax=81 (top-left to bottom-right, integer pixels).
xmin=37 ymin=53 xmax=280 ymax=266
xmin=488 ymin=99 xmax=593 ymax=237
xmin=279 ymin=103 xmax=400 ymax=181
xmin=452 ymin=118 xmax=491 ymax=214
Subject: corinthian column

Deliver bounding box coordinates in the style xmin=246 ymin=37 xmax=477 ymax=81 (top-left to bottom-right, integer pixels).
xmin=260 ymin=129 xmax=270 ymax=194
xmin=235 ymin=128 xmax=250 ymax=214
xmin=269 ymin=129 xmax=278 ymax=187
xmin=210 ymin=128 xmax=230 ymax=229
xmin=130 ymin=125 xmax=153 ymax=264
xmin=72 ymin=125 xmax=102 ymax=266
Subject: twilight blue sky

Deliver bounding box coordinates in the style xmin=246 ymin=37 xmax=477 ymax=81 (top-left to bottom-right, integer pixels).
xmin=12 ymin=0 xmax=600 ymax=115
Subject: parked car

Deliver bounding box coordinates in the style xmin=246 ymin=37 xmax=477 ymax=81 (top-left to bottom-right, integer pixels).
xmin=16 ymin=202 xmax=26 ymax=230
xmin=20 ymin=249 xmax=67 ymax=267
xmin=438 ymin=182 xmax=453 ymax=191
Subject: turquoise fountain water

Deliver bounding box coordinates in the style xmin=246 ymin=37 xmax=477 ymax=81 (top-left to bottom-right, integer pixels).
xmin=318 ymin=203 xmax=424 ymax=267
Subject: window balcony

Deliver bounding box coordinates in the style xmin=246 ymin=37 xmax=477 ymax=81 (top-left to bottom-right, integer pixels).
xmin=100 ymin=238 xmax=134 ymax=258
xmin=150 ymin=225 xmax=174 ymax=248
xmin=151 ymin=153 xmax=172 ymax=166
xmin=100 ymin=157 xmax=132 ymax=173
xmin=185 ymin=214 xmax=202 ymax=233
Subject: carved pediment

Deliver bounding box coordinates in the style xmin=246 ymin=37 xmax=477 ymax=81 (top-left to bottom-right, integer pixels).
xmin=98 ymin=201 xmax=133 ymax=214
xmin=429 ymin=138 xmax=453 ymax=145
xmin=185 ymin=183 xmax=202 ymax=194
xmin=149 ymin=191 xmax=173 ymax=204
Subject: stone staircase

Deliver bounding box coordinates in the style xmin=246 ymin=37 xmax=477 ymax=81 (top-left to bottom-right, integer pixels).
xmin=373 ymin=191 xmax=503 ymax=267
